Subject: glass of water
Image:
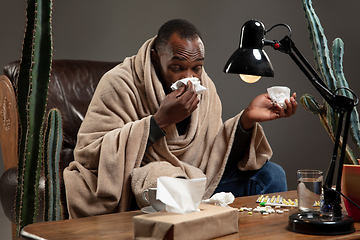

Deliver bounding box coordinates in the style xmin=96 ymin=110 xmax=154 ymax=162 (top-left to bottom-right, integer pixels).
xmin=297 ymin=169 xmax=323 ymax=213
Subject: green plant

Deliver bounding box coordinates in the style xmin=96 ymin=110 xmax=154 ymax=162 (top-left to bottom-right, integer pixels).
xmin=300 ymin=0 xmax=360 ymax=165
xmin=15 ymin=0 xmax=63 ymax=236
xmin=43 ymin=108 xmax=63 ymax=221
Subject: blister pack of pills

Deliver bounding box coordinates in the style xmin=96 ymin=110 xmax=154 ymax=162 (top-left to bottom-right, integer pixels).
xmin=256 ymin=194 xmax=298 ymax=206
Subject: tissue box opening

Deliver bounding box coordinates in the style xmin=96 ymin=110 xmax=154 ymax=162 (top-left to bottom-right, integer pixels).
xmin=133 ymin=204 xmax=238 ymax=240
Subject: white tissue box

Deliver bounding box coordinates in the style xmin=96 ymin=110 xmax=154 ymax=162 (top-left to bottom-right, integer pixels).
xmin=133 ymin=204 xmax=238 ymax=240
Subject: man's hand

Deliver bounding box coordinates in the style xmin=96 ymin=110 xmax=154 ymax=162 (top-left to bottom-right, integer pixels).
xmin=153 ymin=80 xmax=199 ymax=129
xmin=240 ymin=93 xmax=297 ymax=131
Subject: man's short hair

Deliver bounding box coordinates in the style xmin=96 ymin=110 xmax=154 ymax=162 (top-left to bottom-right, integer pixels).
xmin=154 ymin=19 xmax=202 ymax=53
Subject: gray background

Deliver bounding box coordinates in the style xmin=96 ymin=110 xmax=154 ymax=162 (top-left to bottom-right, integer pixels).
xmin=1 ymin=0 xmax=359 ymax=193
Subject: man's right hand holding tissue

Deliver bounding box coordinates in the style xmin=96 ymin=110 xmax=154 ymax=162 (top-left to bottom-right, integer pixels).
xmin=154 ymin=80 xmax=199 ymax=129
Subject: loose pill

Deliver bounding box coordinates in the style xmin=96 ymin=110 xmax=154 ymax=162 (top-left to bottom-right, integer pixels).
xmin=267 ymin=209 xmax=275 ymax=213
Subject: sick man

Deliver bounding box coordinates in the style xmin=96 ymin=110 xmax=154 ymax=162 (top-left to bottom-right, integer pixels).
xmin=64 ymin=19 xmax=297 ymax=218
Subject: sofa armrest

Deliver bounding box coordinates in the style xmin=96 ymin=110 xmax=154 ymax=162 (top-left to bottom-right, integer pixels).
xmin=0 ymin=167 xmax=17 ymax=223
xmin=0 ymin=75 xmax=18 ymax=170
xmin=0 ymin=167 xmax=45 ymax=223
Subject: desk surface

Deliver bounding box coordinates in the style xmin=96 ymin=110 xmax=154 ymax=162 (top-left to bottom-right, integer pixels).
xmin=21 ymin=190 xmax=360 ymax=240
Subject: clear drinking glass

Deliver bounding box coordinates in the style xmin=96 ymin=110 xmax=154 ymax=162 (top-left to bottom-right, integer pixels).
xmin=297 ymin=169 xmax=323 ymax=213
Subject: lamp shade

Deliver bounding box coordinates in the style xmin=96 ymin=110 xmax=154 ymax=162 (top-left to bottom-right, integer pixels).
xmin=223 ymin=19 xmax=274 ymax=77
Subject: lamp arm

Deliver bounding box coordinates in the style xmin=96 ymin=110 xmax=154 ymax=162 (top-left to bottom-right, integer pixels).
xmin=265 ymin=35 xmax=357 ymax=217
xmin=266 ymin=36 xmax=338 ymax=108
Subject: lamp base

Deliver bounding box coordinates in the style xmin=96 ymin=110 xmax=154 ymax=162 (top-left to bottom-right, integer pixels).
xmin=288 ymin=212 xmax=355 ymax=235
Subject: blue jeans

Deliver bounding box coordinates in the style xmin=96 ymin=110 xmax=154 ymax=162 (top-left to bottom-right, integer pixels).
xmin=213 ymin=161 xmax=287 ymax=197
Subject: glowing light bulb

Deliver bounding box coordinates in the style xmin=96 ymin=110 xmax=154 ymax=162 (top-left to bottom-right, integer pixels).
xmin=239 ymin=74 xmax=261 ymax=83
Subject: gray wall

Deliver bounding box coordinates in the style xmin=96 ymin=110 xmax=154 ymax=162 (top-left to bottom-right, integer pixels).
xmin=1 ymin=1 xmax=359 ymax=191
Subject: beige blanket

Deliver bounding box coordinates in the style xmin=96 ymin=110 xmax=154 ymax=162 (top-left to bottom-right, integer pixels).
xmin=63 ymin=37 xmax=272 ymax=219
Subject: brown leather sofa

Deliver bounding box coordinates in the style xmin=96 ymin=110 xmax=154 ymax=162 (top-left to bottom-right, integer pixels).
xmin=0 ymin=59 xmax=120 ymax=224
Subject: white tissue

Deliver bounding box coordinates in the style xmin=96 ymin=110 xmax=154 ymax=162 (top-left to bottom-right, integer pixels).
xmin=202 ymin=192 xmax=235 ymax=207
xmin=156 ymin=177 xmax=206 ymax=214
xmin=170 ymin=77 xmax=207 ymax=94
xmin=267 ymin=86 xmax=290 ymax=109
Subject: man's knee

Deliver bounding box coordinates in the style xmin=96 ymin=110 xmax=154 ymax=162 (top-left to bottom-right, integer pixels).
xmin=267 ymin=161 xmax=286 ymax=177
xmin=259 ymin=161 xmax=287 ymax=193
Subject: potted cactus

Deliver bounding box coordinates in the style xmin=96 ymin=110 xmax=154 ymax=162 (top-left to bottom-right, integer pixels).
xmin=300 ymin=0 xmax=360 ymax=221
xmin=15 ymin=0 xmax=63 ymax=237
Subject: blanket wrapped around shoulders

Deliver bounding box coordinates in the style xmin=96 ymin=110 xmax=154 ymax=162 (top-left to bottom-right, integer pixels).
xmin=63 ymin=37 xmax=272 ymax=219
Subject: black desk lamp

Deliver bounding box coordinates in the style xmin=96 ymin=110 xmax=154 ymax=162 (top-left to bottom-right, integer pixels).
xmin=224 ymin=19 xmax=358 ymax=235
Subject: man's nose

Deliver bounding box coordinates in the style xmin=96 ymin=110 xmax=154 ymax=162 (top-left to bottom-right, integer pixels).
xmin=181 ymin=71 xmax=194 ymax=79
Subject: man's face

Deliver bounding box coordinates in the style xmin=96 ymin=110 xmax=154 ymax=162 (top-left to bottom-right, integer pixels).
xmin=153 ymin=33 xmax=205 ymax=94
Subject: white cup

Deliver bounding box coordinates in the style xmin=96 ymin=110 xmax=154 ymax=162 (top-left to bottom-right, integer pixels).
xmin=142 ymin=188 xmax=165 ymax=211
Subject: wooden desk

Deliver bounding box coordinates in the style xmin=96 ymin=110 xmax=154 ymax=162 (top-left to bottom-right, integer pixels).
xmin=21 ymin=190 xmax=360 ymax=239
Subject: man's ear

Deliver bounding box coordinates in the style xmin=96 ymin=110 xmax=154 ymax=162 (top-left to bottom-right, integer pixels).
xmin=151 ymin=49 xmax=160 ymax=69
